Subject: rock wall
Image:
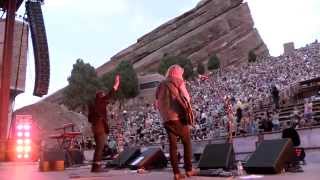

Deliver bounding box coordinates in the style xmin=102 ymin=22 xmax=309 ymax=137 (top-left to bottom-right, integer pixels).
xmin=45 ymin=0 xmax=268 ymax=105
xmin=96 ymin=0 xmax=268 ymax=75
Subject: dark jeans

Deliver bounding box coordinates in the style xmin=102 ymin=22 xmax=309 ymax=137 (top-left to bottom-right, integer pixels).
xmin=93 ymin=133 xmax=106 ymax=163
xmin=164 ymin=120 xmax=192 ymax=174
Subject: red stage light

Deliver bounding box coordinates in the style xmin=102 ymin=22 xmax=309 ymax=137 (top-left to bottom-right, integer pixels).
xmin=17 ymin=132 xmax=23 ymax=137
xmin=17 ymin=139 xmax=23 ymax=145
xmin=24 ymin=132 xmax=30 ymax=137
xmin=24 ymin=145 xmax=31 ymax=152
xmin=23 ymin=124 xmax=31 ymax=130
xmin=13 ymin=115 xmax=37 ymax=161
xmin=23 ymin=154 xmax=29 ymax=159
xmin=24 ymin=139 xmax=31 ymax=145
xmin=17 ymin=154 xmax=22 ymax=159
xmin=17 ymin=124 xmax=23 ymax=130
xmin=16 ymin=146 xmax=23 ymax=153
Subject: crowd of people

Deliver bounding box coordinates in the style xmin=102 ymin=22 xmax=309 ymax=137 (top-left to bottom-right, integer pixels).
xmin=108 ymin=41 xmax=320 ymax=148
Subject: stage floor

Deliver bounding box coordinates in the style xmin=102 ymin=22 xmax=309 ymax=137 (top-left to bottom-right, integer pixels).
xmin=0 ymin=162 xmax=319 ymax=180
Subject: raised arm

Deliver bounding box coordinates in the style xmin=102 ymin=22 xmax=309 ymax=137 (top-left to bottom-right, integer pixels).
xmin=106 ymin=74 xmax=120 ymax=98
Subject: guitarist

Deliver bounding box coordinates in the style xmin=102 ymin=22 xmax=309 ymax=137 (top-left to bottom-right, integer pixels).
xmin=155 ymin=65 xmax=197 ymax=180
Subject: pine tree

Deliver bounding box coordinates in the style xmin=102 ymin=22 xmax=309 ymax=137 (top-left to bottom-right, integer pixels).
xmin=248 ymin=50 xmax=257 ymax=63
xmin=63 ymin=59 xmax=101 ymax=111
xmin=197 ymin=62 xmax=205 ymax=75
xmin=207 ymin=54 xmax=220 ymax=70
xmin=158 ymin=55 xmax=194 ymax=79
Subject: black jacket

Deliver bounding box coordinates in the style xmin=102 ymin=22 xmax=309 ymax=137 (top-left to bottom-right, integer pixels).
xmin=282 ymin=127 xmax=300 ymax=147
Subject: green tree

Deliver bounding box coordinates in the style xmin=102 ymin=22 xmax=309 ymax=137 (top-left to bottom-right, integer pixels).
xmin=100 ymin=61 xmax=139 ymax=100
xmin=248 ymin=50 xmax=257 ymax=63
xmin=197 ymin=61 xmax=205 ymax=75
xmin=63 ymin=59 xmax=102 ymax=111
xmin=158 ymin=56 xmax=194 ymax=79
xmin=207 ymin=54 xmax=220 ymax=70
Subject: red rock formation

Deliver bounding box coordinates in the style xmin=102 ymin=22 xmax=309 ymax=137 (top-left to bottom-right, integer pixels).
xmin=45 ymin=0 xmax=268 ymax=105
xmin=96 ymin=0 xmax=268 ymax=75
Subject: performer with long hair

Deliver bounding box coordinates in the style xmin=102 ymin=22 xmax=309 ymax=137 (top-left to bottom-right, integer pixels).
xmin=156 ymin=65 xmax=197 ymax=180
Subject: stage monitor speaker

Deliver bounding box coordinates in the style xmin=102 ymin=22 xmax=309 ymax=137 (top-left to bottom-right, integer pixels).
xmin=244 ymin=138 xmax=294 ymax=174
xmin=65 ymin=149 xmax=84 ymax=167
xmin=198 ymin=143 xmax=235 ymax=170
xmin=109 ymin=147 xmax=141 ymax=168
xmin=26 ymin=1 xmax=50 ymax=97
xmin=40 ymin=150 xmax=65 ymax=161
xmin=193 ymin=145 xmax=203 ymax=162
xmin=129 ymin=148 xmax=167 ymax=170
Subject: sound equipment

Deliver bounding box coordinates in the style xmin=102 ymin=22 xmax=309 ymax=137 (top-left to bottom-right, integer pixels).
xmin=109 ymin=147 xmax=141 ymax=168
xmin=244 ymin=138 xmax=294 ymax=174
xmin=294 ymin=147 xmax=305 ymax=162
xmin=129 ymin=148 xmax=167 ymax=170
xmin=194 ymin=153 xmax=202 ymax=162
xmin=26 ymin=1 xmax=50 ymax=97
xmin=40 ymin=150 xmax=65 ymax=161
xmin=66 ymin=149 xmax=84 ymax=166
xmin=198 ymin=143 xmax=235 ymax=170
xmin=192 ymin=145 xmax=203 ymax=162
xmin=0 ymin=0 xmax=23 ymax=11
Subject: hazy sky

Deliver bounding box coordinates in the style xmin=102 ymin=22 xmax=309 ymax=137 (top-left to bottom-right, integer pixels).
xmin=14 ymin=0 xmax=320 ymax=110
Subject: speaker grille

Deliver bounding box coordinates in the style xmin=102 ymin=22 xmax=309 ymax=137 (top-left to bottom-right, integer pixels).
xmin=26 ymin=1 xmax=50 ymax=97
xmin=129 ymin=148 xmax=167 ymax=170
xmin=244 ymin=139 xmax=294 ymax=174
xmin=198 ymin=143 xmax=235 ymax=170
xmin=110 ymin=148 xmax=141 ymax=168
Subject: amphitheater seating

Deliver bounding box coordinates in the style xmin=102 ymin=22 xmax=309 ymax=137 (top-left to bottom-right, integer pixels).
xmin=252 ymin=98 xmax=320 ymax=131
xmin=277 ymin=99 xmax=320 ymax=126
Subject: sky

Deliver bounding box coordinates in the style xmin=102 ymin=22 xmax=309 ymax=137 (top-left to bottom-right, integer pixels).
xmin=13 ymin=0 xmax=320 ymax=110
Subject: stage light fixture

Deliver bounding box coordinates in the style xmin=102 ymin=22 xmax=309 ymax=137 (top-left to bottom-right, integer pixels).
xmin=24 ymin=139 xmax=31 ymax=145
xmin=17 ymin=139 xmax=23 ymax=145
xmin=17 ymin=124 xmax=23 ymax=130
xmin=24 ymin=145 xmax=31 ymax=152
xmin=17 ymin=132 xmax=23 ymax=137
xmin=23 ymin=124 xmax=31 ymax=130
xmin=24 ymin=132 xmax=30 ymax=137
xmin=16 ymin=146 xmax=23 ymax=153
xmin=13 ymin=115 xmax=36 ymax=161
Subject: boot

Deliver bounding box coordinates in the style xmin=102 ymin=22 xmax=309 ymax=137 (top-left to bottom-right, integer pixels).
xmin=174 ymin=173 xmax=185 ymax=180
xmin=186 ymin=169 xmax=198 ymax=177
xmin=91 ymin=163 xmax=108 ymax=173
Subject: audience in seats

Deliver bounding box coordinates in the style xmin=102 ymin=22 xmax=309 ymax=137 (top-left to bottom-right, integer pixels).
xmin=102 ymin=41 xmax=320 ymax=147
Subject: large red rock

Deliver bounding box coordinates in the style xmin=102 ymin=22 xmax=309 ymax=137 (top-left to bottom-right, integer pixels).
xmin=96 ymin=0 xmax=268 ymax=75
xmin=48 ymin=0 xmax=269 ymax=106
